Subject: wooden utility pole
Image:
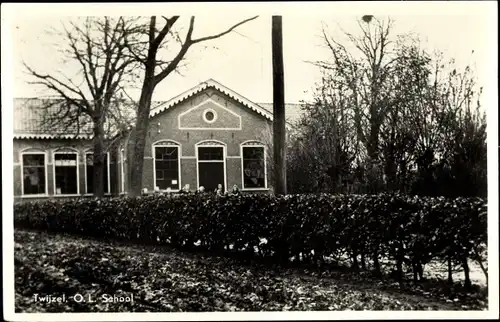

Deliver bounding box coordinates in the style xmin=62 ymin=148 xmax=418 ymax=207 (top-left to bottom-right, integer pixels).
xmin=272 ymin=16 xmax=287 ymax=195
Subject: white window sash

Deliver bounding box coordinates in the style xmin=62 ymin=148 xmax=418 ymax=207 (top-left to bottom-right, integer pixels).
xmin=241 ymin=145 xmax=268 ymax=190
xmin=21 ymin=152 xmax=48 ymax=196
xmin=53 ymin=152 xmax=79 ymax=195
xmin=153 ymin=145 xmax=181 ymax=191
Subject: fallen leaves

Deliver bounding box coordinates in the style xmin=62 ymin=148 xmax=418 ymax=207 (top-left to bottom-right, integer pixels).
xmin=14 ymin=229 xmax=487 ymax=313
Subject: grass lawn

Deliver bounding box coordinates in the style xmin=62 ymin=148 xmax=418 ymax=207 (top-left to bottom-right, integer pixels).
xmin=14 ymin=229 xmax=488 ymax=312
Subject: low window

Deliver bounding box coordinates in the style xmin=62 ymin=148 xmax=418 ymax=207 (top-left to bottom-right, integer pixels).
xmin=22 ymin=153 xmax=46 ymax=195
xmin=54 ymin=152 xmax=78 ymax=195
xmin=242 ymin=146 xmax=266 ymax=189
xmin=154 ymin=146 xmax=179 ymax=190
xmin=85 ymin=152 xmax=110 ymax=194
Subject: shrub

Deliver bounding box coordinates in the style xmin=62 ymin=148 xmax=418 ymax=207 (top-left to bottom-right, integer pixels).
xmin=14 ymin=193 xmax=487 ymax=284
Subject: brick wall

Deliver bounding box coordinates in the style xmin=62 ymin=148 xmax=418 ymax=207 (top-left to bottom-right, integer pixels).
xmin=13 ymin=87 xmax=273 ymax=199
xmin=135 ymin=89 xmax=272 ymax=192
xmin=13 ymin=139 xmax=120 ymax=201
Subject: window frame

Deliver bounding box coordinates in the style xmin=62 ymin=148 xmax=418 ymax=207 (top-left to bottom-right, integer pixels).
xmin=202 ymin=108 xmax=218 ymax=124
xmin=120 ymin=147 xmax=125 ymax=194
xmin=195 ymin=140 xmax=227 ymax=192
xmin=52 ymin=149 xmax=80 ymax=196
xmin=240 ymin=142 xmax=268 ymax=190
xmin=152 ymin=140 xmax=181 ymax=192
xmin=20 ymin=150 xmax=48 ymax=197
xmin=84 ymin=151 xmax=111 ymax=195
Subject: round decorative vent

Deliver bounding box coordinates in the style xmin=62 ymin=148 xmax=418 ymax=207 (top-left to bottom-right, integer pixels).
xmin=203 ymin=109 xmax=217 ymax=123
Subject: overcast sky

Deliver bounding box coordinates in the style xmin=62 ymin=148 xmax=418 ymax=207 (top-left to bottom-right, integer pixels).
xmin=4 ymin=2 xmax=497 ymax=105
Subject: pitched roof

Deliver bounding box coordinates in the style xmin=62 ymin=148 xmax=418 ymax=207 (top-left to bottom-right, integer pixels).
xmin=150 ymin=79 xmax=274 ymax=120
xmin=13 ymin=98 xmax=136 ymax=140
xmin=13 ymin=98 xmax=94 ymax=139
xmin=13 ymin=79 xmax=306 ymax=139
xmin=256 ymin=103 xmax=304 ymax=126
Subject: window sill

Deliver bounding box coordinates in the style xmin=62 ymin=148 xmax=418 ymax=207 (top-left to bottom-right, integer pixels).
xmin=83 ymin=193 xmax=112 ymax=196
xmin=18 ymin=194 xmax=49 ymax=198
xmin=144 ymin=190 xmax=181 ymax=194
xmin=241 ymin=188 xmax=269 ymax=191
xmin=17 ymin=193 xmax=114 ymax=199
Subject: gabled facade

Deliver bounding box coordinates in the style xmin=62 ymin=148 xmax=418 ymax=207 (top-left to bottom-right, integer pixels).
xmin=13 ymin=79 xmax=304 ymax=202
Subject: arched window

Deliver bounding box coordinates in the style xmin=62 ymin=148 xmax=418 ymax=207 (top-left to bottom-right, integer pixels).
xmin=196 ymin=140 xmax=227 ymax=192
xmin=53 ymin=148 xmax=79 ymax=195
xmin=240 ymin=141 xmax=267 ymax=190
xmin=20 ymin=148 xmax=48 ymax=196
xmin=153 ymin=140 xmax=181 ymax=191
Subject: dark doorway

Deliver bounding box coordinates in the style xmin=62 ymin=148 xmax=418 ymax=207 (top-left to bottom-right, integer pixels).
xmin=197 ymin=146 xmax=225 ymax=192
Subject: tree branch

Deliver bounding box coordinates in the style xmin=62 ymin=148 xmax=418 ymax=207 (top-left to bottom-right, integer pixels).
xmin=24 ymin=62 xmax=92 ymax=113
xmin=191 ymin=15 xmax=259 ymax=44
xmin=150 ymin=16 xmax=179 ymax=51
xmin=151 ymin=16 xmax=258 ymax=86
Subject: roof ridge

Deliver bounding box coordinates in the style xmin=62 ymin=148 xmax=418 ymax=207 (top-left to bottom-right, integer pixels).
xmin=14 ymin=81 xmax=307 ymax=137
xmin=257 ymin=102 xmax=305 ymax=104
xmin=149 ymin=79 xmax=274 ymax=121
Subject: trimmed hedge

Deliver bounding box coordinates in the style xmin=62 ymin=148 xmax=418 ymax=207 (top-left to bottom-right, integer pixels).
xmin=14 ymin=193 xmax=487 ymax=284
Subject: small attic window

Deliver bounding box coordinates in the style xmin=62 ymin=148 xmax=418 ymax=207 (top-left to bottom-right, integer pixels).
xmin=203 ymin=109 xmax=217 ymax=124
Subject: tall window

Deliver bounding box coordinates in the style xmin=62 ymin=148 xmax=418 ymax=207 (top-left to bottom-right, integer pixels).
xmin=120 ymin=148 xmax=125 ymax=193
xmin=22 ymin=153 xmax=46 ymax=195
xmin=54 ymin=152 xmax=78 ymax=195
xmin=241 ymin=145 xmax=266 ymax=189
xmin=154 ymin=145 xmax=180 ymax=190
xmin=197 ymin=144 xmax=225 ymax=192
xmin=85 ymin=152 xmax=110 ymax=194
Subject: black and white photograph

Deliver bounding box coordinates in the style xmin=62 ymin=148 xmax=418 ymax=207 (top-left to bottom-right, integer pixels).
xmin=2 ymin=1 xmax=498 ymax=320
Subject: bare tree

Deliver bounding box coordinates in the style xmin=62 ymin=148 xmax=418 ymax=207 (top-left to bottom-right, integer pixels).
xmin=429 ymin=59 xmax=486 ymax=198
xmin=284 ymin=68 xmax=359 ymax=194
xmin=300 ymin=16 xmax=486 ymax=200
xmin=316 ymin=17 xmax=398 ymax=192
xmin=125 ymin=16 xmax=258 ymax=197
xmin=24 ymin=17 xmax=141 ymax=197
xmin=378 ymin=35 xmax=430 ymax=192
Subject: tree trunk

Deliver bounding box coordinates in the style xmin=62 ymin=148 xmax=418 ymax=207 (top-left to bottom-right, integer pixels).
xmin=473 ymin=246 xmax=488 ymax=286
xmin=351 ymin=251 xmax=359 ymax=271
xmin=373 ymin=249 xmax=381 ymax=277
xmin=412 ymin=259 xmax=424 ymax=283
xmin=396 ymin=241 xmax=405 ymax=285
xmin=396 ymin=258 xmax=404 ymax=285
xmin=412 ymin=256 xmax=424 ymax=283
xmin=365 ymin=112 xmax=383 ymax=193
xmin=447 ymin=257 xmax=454 ymax=285
xmin=413 ymin=262 xmax=418 ymax=283
xmin=129 ymin=77 xmax=155 ymax=197
xmin=462 ymin=257 xmax=472 ymax=289
xmin=412 ymin=244 xmax=424 ymax=283
xmin=271 ymin=16 xmax=287 ymax=195
xmin=384 ymin=150 xmax=397 ymax=191
xmin=475 ymin=258 xmax=488 ymax=286
xmin=361 ymin=252 xmax=366 ymax=270
xmin=92 ymin=119 xmax=106 ymax=197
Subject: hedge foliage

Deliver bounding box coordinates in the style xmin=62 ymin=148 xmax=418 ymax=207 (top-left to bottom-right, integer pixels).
xmin=14 ymin=193 xmax=487 ymax=282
